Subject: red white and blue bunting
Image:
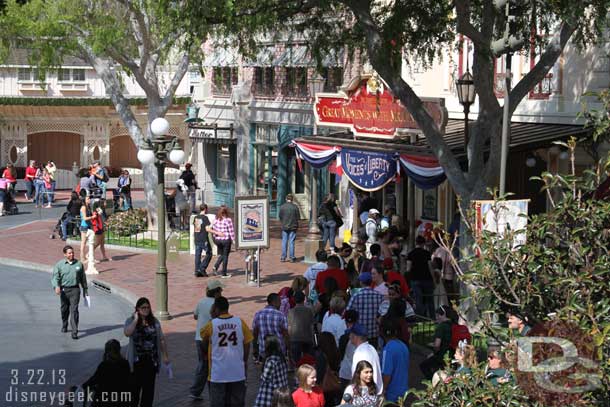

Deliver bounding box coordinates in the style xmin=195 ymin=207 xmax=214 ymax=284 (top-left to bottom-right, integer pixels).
xmin=291 ymin=141 xmax=445 ymax=191
xmin=399 ymin=154 xmax=446 ymax=190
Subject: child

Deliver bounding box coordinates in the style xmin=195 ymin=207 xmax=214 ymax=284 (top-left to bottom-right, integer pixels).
xmin=272 ymin=386 xmax=296 ymax=407
xmin=431 ymin=257 xmax=448 ymax=309
xmin=341 ymin=360 xmax=379 ymax=406
xmin=292 ymin=364 xmax=324 ymax=407
xmin=255 ymin=336 xmax=289 ymax=407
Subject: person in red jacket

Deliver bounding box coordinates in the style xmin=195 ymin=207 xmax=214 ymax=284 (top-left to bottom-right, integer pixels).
xmin=314 ymin=256 xmax=349 ymax=294
xmin=382 ymin=257 xmax=410 ymax=296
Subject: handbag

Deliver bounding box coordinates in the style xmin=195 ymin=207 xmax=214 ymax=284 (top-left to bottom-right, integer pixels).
xmin=322 ymin=363 xmax=341 ymax=393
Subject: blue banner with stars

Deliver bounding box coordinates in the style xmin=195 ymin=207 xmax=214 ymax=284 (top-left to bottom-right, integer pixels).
xmin=340 ymin=148 xmax=397 ymax=191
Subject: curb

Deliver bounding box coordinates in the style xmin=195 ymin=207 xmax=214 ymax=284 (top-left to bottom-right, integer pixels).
xmin=64 ymin=239 xmax=192 ymax=255
xmin=0 ymin=256 xmax=139 ymax=307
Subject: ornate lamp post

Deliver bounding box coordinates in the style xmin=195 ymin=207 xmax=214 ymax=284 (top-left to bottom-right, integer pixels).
xmin=137 ymin=117 xmax=185 ymax=320
xmin=456 ymin=71 xmax=476 ymax=149
xmin=304 ymin=73 xmax=326 ymax=263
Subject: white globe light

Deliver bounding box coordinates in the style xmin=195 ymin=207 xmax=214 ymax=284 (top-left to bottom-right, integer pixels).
xmin=525 ymin=157 xmax=536 ymax=168
xmin=137 ymin=149 xmax=155 ymax=165
xmin=559 ymin=150 xmax=569 ymax=160
xmin=150 ymin=117 xmax=170 ymax=136
xmin=169 ymin=149 xmax=186 ymax=165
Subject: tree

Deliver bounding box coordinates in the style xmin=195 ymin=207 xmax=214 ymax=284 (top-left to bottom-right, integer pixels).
xmin=0 ymin=0 xmax=205 ymax=225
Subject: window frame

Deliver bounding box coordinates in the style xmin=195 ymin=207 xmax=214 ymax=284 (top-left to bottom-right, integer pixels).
xmin=212 ymin=67 xmax=238 ymax=96
xmin=323 ymin=67 xmax=343 ymax=93
xmin=283 ymin=67 xmax=308 ymax=98
xmin=217 ymin=145 xmax=233 ymax=180
xmin=253 ymin=67 xmax=276 ymax=96
xmin=17 ymin=67 xmax=43 ymax=82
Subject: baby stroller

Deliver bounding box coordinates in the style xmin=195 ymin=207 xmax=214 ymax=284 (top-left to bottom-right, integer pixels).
xmin=50 ymin=212 xmax=77 ymax=240
xmin=4 ymin=194 xmax=18 ymax=215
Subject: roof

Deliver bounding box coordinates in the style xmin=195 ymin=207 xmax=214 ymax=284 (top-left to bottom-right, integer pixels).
xmin=296 ymin=119 xmax=590 ymax=156
xmin=2 ymin=48 xmax=89 ymax=67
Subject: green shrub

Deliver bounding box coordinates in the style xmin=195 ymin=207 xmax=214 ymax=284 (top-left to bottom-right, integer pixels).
xmin=105 ymin=208 xmax=147 ymax=236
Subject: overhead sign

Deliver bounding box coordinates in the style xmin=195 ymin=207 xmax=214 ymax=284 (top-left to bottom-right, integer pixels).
xmin=314 ymin=74 xmax=447 ymax=139
xmin=340 ymin=148 xmax=397 ymax=191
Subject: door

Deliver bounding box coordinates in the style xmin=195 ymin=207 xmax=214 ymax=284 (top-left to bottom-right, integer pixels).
xmin=27 ymin=132 xmax=82 ymax=169
xmin=110 ymin=135 xmax=140 ymax=169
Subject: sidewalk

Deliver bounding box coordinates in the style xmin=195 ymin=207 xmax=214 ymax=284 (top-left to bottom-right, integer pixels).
xmin=0 ymin=215 xmax=310 ymax=406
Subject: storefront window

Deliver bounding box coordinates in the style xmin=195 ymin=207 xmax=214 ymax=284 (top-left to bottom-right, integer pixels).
xmin=217 ymin=145 xmax=232 ymax=180
xmin=253 ymin=67 xmax=275 ymax=96
xmin=212 ymin=67 xmax=238 ymax=95
xmin=323 ymin=67 xmax=343 ymax=92
xmin=283 ymin=67 xmax=308 ymax=98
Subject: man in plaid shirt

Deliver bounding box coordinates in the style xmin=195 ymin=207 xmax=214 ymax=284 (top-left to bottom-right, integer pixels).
xmin=347 ymin=272 xmax=384 ymax=348
xmin=252 ymin=293 xmax=289 ymax=360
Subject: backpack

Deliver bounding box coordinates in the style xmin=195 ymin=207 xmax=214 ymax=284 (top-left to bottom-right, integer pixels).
xmin=358 ymin=219 xmax=377 ymax=242
xmin=101 ymin=168 xmax=109 ymax=183
xmin=449 ymin=323 xmax=472 ymax=350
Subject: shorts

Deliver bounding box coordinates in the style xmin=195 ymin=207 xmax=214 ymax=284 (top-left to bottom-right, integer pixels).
xmin=80 ymin=226 xmax=90 ymax=233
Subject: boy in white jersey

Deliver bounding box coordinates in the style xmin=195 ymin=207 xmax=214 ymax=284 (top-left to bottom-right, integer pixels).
xmin=200 ymin=296 xmax=253 ymax=407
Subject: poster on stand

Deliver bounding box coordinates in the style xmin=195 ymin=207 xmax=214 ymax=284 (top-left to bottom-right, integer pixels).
xmin=474 ymin=199 xmax=529 ymax=248
xmin=234 ymin=195 xmax=270 ymax=249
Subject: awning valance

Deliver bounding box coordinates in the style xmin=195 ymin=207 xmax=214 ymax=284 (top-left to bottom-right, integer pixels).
xmin=274 ymin=46 xmax=310 ymax=67
xmin=291 ymin=140 xmax=446 ymax=191
xmin=243 ymin=46 xmax=276 ymax=67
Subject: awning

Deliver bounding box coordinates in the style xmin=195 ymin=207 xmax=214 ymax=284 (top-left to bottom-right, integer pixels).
xmin=243 ymin=46 xmax=275 ymax=67
xmin=274 ymin=46 xmax=310 ymax=67
xmin=321 ymin=49 xmax=345 ymax=67
xmin=202 ymin=48 xmax=239 ymax=67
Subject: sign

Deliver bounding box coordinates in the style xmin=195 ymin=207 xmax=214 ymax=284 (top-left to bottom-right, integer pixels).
xmin=340 ymin=148 xmax=397 ymax=191
xmin=314 ymin=74 xmax=447 ymax=139
xmin=474 ymin=199 xmax=529 ymax=248
xmin=234 ymin=195 xmax=270 ymax=249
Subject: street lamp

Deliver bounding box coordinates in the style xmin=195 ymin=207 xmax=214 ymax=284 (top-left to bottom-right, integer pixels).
xmin=138 ymin=117 xmax=185 ymax=320
xmin=456 ymin=71 xmax=476 ymax=148
xmin=304 ymin=72 xmax=326 ymax=263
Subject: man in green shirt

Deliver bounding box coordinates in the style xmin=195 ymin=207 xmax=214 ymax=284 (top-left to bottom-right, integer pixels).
xmin=52 ymin=245 xmax=87 ymax=340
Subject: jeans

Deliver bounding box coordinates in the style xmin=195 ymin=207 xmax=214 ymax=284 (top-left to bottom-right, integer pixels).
xmin=48 ymin=180 xmax=56 ymax=202
xmin=190 ymin=340 xmax=209 ymax=396
xmin=60 ymin=214 xmax=75 ymax=240
xmin=213 ymin=240 xmax=231 ymax=275
xmin=209 ymin=381 xmax=246 ymax=407
xmin=195 ymin=241 xmax=212 ymax=274
xmin=133 ymin=356 xmax=157 ymax=407
xmin=121 ymin=192 xmax=132 ymax=210
xmin=281 ymin=229 xmax=297 ymax=260
xmin=35 ymin=182 xmax=48 ymax=206
xmin=411 ymin=280 xmax=436 ymax=319
xmin=25 ymin=180 xmax=34 ymax=200
xmin=321 ymin=219 xmax=337 ymax=251
xmin=60 ymin=287 xmax=80 ymax=333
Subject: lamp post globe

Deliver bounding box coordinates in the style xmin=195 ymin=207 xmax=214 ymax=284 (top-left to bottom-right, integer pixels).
xmin=137 ymin=148 xmax=155 ymax=165
xmin=169 ymin=149 xmax=186 ymax=165
xmin=151 ymin=117 xmax=170 ymax=137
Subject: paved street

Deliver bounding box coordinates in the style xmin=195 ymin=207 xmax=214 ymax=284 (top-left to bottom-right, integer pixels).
xmin=0 ymin=264 xmax=133 ymax=406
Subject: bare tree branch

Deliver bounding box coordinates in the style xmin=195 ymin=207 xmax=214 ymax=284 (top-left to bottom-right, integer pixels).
xmin=162 ymin=50 xmax=190 ymax=110
xmin=455 ymin=0 xmax=488 ymax=48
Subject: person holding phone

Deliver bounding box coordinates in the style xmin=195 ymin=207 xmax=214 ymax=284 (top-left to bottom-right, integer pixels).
xmin=124 ymin=297 xmax=170 ymax=407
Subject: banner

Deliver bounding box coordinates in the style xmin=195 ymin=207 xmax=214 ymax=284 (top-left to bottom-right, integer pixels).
xmin=474 ymin=199 xmax=529 ymax=248
xmin=339 ymin=148 xmax=397 ymax=191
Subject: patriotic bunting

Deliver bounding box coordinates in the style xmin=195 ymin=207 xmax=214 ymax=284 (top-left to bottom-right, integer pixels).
xmin=399 ymin=154 xmax=446 ymax=190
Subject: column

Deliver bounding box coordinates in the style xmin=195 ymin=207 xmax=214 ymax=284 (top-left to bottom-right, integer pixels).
xmin=304 ymin=167 xmax=322 ymax=263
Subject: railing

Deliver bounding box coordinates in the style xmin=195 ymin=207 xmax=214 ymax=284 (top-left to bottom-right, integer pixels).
xmin=64 ymin=215 xmax=191 ymax=251
xmin=408 ymin=316 xmax=437 ymax=349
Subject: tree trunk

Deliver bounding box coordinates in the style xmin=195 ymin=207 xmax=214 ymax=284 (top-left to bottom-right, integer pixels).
xmin=232 ymin=81 xmax=253 ymax=195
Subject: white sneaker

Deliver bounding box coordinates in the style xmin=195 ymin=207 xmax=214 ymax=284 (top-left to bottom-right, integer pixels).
xmin=45 ymin=204 xmax=52 ymax=208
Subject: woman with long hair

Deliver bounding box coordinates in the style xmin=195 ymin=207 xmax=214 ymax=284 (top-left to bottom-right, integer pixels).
xmin=255 ymin=335 xmax=289 ymax=407
xmin=341 ymin=360 xmax=379 ymax=406
xmin=80 ymin=195 xmax=97 ymax=263
xmin=271 ymin=386 xmax=295 ymax=407
xmin=33 ymin=163 xmax=47 ymax=208
xmin=316 ymin=331 xmax=341 ymax=406
xmin=212 ymin=205 xmax=235 ymax=277
xmin=82 ymin=339 xmax=131 ymax=406
xmin=124 ymin=297 xmax=170 ymax=407
xmin=319 ymin=193 xmax=343 ymax=254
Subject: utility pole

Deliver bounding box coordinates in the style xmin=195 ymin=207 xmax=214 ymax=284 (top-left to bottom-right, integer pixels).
xmin=492 ymin=0 xmax=523 ymax=195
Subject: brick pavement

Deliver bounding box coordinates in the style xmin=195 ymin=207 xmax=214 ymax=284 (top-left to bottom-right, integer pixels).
xmin=0 ymin=206 xmax=425 ymax=406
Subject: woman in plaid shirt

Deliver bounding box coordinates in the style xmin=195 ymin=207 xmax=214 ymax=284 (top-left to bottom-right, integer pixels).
xmin=212 ymin=206 xmax=235 ymax=277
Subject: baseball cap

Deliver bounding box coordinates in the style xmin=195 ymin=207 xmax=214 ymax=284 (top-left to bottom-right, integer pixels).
xmin=347 ymin=323 xmax=368 ymax=337
xmin=207 ymin=280 xmax=225 ymax=291
xmin=369 ymin=208 xmax=380 ymax=215
xmin=358 ymin=272 xmax=372 ymax=283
